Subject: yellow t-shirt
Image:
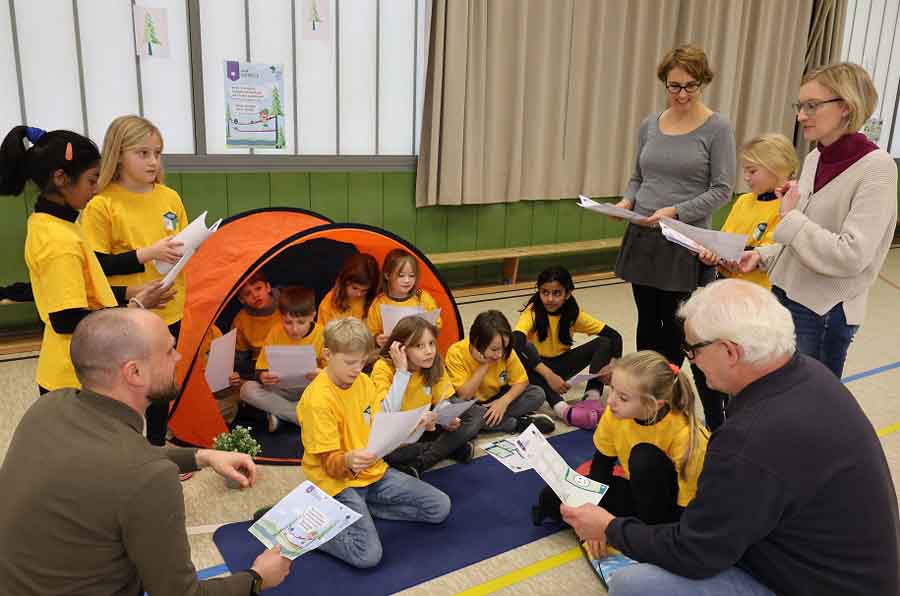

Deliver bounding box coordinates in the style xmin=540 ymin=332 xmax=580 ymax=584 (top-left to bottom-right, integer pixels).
xmin=24 ymin=212 xmax=118 ymax=390
xmin=80 ymin=183 xmax=189 ymax=325
xmin=592 ymin=407 xmax=709 ymax=507
xmin=719 ymin=192 xmax=781 ymax=289
xmin=366 ymin=290 xmax=442 ymax=336
xmin=231 ymin=309 xmax=282 ymax=358
xmin=444 ymin=338 xmax=528 ymax=402
xmin=298 ymin=372 xmax=388 ymax=496
xmin=514 ymin=304 xmax=606 ymax=358
xmin=255 ymin=322 xmax=325 ymax=370
xmin=317 ymin=288 xmax=367 ymax=325
xmin=370 ymin=358 xmax=454 ymax=411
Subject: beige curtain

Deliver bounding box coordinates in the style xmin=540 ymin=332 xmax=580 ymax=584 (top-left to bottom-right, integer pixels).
xmin=416 ymin=0 xmax=814 ymax=207
xmin=796 ymin=0 xmax=848 ymax=161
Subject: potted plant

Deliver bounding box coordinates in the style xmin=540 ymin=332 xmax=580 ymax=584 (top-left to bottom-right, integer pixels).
xmin=212 ymin=426 xmax=261 ymax=488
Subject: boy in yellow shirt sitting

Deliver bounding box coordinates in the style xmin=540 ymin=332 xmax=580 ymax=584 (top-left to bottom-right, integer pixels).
xmin=240 ymin=286 xmax=324 ymax=432
xmin=299 ymin=318 xmax=451 ymax=569
xmin=231 ymin=271 xmax=281 ymax=378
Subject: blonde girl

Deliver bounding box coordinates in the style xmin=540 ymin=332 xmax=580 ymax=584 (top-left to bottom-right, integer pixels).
xmin=367 ymin=248 xmax=442 ymax=347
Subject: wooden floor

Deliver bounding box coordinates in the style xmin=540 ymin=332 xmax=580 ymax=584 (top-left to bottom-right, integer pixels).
xmin=2 ymin=252 xmax=899 ymax=595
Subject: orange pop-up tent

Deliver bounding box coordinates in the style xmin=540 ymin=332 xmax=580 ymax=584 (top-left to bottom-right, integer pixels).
xmin=168 ymin=208 xmax=464 ymax=453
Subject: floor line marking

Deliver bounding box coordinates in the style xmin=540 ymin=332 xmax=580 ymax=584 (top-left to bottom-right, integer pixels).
xmin=454 ymin=546 xmax=583 ymax=596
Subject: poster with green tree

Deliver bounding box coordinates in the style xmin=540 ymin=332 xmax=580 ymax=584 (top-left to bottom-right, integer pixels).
xmin=133 ymin=6 xmax=170 ymax=58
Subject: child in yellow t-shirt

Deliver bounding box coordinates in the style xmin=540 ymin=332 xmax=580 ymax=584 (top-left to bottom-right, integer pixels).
xmin=533 ymin=350 xmax=709 ymax=559
xmin=240 ymin=286 xmax=324 ymax=431
xmin=372 ymin=315 xmax=486 ymax=476
xmin=513 ymin=266 xmax=623 ymax=426
xmin=299 ymin=318 xmax=450 ymax=569
xmin=367 ymin=249 xmax=442 ymax=348
xmin=0 ymin=126 xmax=168 ymax=393
xmin=445 ymin=310 xmax=554 ymax=435
xmin=699 ymin=133 xmax=799 ymax=289
xmin=318 ymin=253 xmax=379 ymax=325
xmin=230 ymin=271 xmax=282 ymax=377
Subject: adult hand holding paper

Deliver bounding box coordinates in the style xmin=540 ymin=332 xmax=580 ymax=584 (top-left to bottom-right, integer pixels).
xmin=154 ymin=211 xmax=222 ymax=275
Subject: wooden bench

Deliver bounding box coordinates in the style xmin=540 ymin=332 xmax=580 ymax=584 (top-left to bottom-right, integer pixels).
xmin=428 ymin=238 xmax=622 ymax=285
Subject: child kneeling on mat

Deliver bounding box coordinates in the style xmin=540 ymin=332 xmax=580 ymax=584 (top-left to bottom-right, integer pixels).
xmin=299 ymin=318 xmax=451 ymax=568
xmin=372 ymin=315 xmax=485 ymax=477
xmin=532 ymin=351 xmax=708 ymax=558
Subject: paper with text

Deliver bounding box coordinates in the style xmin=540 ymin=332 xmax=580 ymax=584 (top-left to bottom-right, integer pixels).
xmin=265 ymin=345 xmax=318 ymax=388
xmin=479 ymin=438 xmax=533 ymax=473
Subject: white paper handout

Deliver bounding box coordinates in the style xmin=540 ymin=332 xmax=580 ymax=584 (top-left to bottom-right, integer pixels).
xmin=154 ymin=211 xmax=222 ymax=275
xmin=433 ymin=399 xmax=476 ymax=426
xmin=577 ymin=195 xmax=647 ymax=223
xmin=567 ymin=371 xmax=600 ymax=386
xmin=249 ymin=480 xmax=362 ymax=560
xmin=366 ymin=404 xmax=430 ymax=459
xmin=265 ymin=345 xmax=318 ymax=388
xmin=516 ymin=424 xmax=609 ymax=506
xmin=659 ymin=217 xmax=747 ymax=264
xmin=380 ymin=305 xmax=442 ymax=335
xmin=204 ymin=329 xmax=236 ymax=392
xmin=478 ymin=438 xmax=533 ymax=473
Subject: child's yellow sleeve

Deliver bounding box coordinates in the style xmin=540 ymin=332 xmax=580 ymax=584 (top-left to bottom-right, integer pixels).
xmin=444 ymin=343 xmax=470 ymax=390
xmin=513 ymin=307 xmax=533 ymax=334
xmin=573 ymin=311 xmax=606 ymax=335
xmin=80 ymin=197 xmax=114 ymax=253
xmin=592 ymin=408 xmax=618 ymax=457
xmin=506 ymin=351 xmax=529 ymax=385
xmin=369 ymin=359 xmax=394 ymax=401
xmin=420 ymin=290 xmax=442 ymax=329
xmin=367 ymin=298 xmax=383 ymax=335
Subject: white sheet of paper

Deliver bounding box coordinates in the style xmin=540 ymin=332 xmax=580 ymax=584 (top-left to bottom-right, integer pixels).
xmin=265 ymin=345 xmax=318 ymax=388
xmin=567 ymin=371 xmax=600 ymax=386
xmin=433 ymin=399 xmax=476 ymax=426
xmin=577 ymin=195 xmax=647 ymax=223
xmin=516 ymin=424 xmax=609 ymax=506
xmin=249 ymin=480 xmax=362 ymax=560
xmin=155 ymin=211 xmax=222 ymax=274
xmin=659 ymin=217 xmax=747 ymax=263
xmin=160 ymin=248 xmax=194 ymax=289
xmin=478 ymin=438 xmax=532 ymax=473
xmin=366 ymin=404 xmax=429 ymax=459
xmin=204 ymin=328 xmax=236 ymax=392
xmin=379 ymin=305 xmax=441 ymax=335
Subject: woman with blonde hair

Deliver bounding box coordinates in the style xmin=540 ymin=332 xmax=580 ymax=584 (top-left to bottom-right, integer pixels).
xmin=738 ymin=63 xmax=898 ymax=377
xmin=81 ymin=115 xmax=189 ymax=445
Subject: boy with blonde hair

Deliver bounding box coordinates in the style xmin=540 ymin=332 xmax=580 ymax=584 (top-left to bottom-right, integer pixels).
xmin=299 ymin=318 xmax=451 ymax=569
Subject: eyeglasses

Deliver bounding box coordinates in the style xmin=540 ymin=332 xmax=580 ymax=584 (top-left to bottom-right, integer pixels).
xmin=681 ymin=339 xmax=717 ymax=360
xmin=791 ymin=97 xmax=842 ymax=115
xmin=666 ymin=81 xmax=701 ymax=95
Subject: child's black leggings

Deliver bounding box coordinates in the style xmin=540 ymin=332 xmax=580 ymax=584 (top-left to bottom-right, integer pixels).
xmin=536 ymin=443 xmax=683 ymax=525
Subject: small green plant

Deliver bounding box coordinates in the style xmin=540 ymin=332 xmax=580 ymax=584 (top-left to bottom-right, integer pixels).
xmin=212 ymin=425 xmax=261 ymax=457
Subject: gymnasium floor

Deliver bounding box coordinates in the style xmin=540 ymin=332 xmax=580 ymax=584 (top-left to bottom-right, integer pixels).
xmin=2 ymin=250 xmax=899 ymax=595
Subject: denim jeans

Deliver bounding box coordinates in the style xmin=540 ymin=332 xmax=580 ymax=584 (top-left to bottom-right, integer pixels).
xmin=315 ymin=468 xmax=451 ymax=568
xmin=608 ymin=563 xmax=775 ymax=596
xmin=772 ymin=286 xmax=858 ymax=378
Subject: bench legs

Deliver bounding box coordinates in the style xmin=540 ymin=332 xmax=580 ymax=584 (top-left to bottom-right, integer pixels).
xmin=502 ymin=257 xmax=520 ymax=284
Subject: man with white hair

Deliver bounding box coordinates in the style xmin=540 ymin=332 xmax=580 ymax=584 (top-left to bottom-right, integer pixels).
xmin=562 ymin=279 xmax=899 ymax=595
xmin=0 ymin=308 xmax=292 ymax=595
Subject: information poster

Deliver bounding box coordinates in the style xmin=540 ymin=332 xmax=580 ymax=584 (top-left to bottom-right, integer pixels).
xmin=225 ymin=61 xmax=286 ymax=149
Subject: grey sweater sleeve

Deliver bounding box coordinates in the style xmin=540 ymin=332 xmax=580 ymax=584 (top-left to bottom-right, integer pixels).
xmin=623 ymin=117 xmax=652 ymax=201
xmin=675 ymin=120 xmax=737 ymax=223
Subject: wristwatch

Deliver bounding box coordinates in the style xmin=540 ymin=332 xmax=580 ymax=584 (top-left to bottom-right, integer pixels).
xmin=245 ymin=568 xmax=263 ymax=595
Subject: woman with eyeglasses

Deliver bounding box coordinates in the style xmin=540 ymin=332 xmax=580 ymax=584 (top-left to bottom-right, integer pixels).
xmin=736 ymin=63 xmax=897 ymax=378
xmin=613 ymin=44 xmax=735 ymax=426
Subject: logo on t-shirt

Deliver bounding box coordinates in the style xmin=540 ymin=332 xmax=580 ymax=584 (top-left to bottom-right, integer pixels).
xmin=362 ymin=404 xmax=372 ymax=426
xmin=163 ymin=211 xmax=178 ymax=231
xmin=752 ymin=222 xmax=768 ymax=243
xmin=499 ymin=370 xmax=508 ymax=385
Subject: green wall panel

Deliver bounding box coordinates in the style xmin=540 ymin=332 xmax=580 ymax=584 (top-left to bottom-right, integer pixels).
xmin=531 ymin=201 xmax=560 ymax=244
xmin=475 ymin=203 xmax=507 ymax=250
xmin=505 ymin=201 xmax=533 ymax=247
xmin=555 ymin=201 xmax=582 ymax=243
xmin=445 ymin=205 xmax=478 ymax=252
xmin=0 ymin=196 xmax=30 ymax=283
xmin=347 ymin=172 xmax=383 ymax=227
xmin=180 ymin=172 xmax=228 ymax=222
xmin=382 ymin=172 xmax=416 ymax=244
xmin=270 ymin=172 xmax=311 ymax=210
xmin=165 ymin=172 xmax=183 ymax=196
xmin=414 ymin=206 xmax=447 ymax=253
xmin=309 ymin=173 xmax=349 ymax=222
xmin=227 ymin=173 xmax=270 ymax=215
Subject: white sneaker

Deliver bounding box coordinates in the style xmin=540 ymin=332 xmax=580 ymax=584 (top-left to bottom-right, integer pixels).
xmin=267 ymin=413 xmax=280 ymax=433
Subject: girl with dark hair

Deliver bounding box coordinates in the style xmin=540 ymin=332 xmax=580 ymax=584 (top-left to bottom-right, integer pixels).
xmin=372 ymin=315 xmax=485 ymax=477
xmin=318 ymin=252 xmax=379 ymax=325
xmin=0 ymin=126 xmax=170 ymax=394
xmin=513 ymin=266 xmax=622 ymax=428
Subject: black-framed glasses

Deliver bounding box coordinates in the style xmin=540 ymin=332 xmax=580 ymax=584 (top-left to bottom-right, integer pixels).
xmin=791 ymin=97 xmax=842 ymax=115
xmin=666 ymin=81 xmax=701 ymax=94
xmin=681 ymin=339 xmax=716 ymax=360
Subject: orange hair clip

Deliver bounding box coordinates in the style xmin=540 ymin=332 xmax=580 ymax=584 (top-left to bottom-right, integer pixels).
xmin=64 ymin=142 xmax=73 ymax=161
xmin=668 ymin=363 xmax=680 ymax=375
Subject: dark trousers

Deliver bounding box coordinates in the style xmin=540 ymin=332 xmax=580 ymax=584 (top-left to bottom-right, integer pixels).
xmin=385 ymin=401 xmax=486 ymax=471
xmin=521 ymin=337 xmax=615 ymax=407
xmin=631 ymin=283 xmax=728 ymax=431
xmin=144 ymin=320 xmax=181 ymax=446
xmin=538 ymin=444 xmax=683 ymax=526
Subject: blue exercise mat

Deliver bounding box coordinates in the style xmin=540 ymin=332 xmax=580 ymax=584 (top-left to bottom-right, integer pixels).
xmin=212 ymin=429 xmax=594 ymax=595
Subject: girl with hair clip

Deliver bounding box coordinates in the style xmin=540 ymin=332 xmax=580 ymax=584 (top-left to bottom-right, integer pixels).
xmin=513 ymin=266 xmax=623 ymax=429
xmin=367 ymin=248 xmax=442 ymax=348
xmin=372 ymin=315 xmax=486 ymax=477
xmin=0 ymin=126 xmax=171 ymax=394
xmin=318 ymin=252 xmax=379 ymax=325
xmin=532 ymin=351 xmax=709 ymax=559
xmin=81 ymin=115 xmax=189 ymax=445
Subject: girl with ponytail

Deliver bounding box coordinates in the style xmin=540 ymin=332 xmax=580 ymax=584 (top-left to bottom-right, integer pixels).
xmin=532 ymin=350 xmax=709 ymax=558
xmin=0 ymin=126 xmax=170 ymax=393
